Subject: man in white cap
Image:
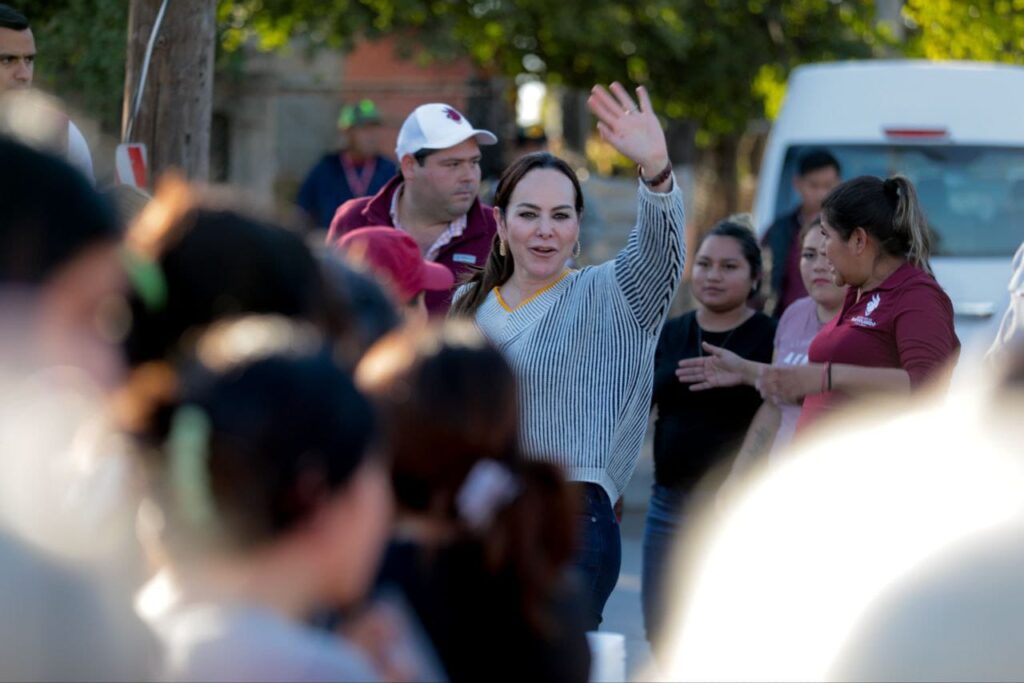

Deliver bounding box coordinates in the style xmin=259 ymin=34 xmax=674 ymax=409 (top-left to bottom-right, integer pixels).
xmin=327 ymin=102 xmax=497 ymax=315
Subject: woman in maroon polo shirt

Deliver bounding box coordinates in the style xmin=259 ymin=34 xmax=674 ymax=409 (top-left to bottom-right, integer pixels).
xmin=754 ymin=175 xmax=960 ymax=430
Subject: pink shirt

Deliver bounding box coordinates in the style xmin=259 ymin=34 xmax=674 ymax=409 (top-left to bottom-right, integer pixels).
xmin=797 ymin=262 xmax=959 ymax=431
xmin=770 ymin=296 xmax=827 ymax=453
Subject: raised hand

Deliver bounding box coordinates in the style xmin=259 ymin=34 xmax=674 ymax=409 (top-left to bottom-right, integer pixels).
xmin=587 ymin=82 xmax=670 ymax=178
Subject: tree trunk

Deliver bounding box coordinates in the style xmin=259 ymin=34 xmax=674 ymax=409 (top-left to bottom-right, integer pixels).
xmin=122 ymin=0 xmax=216 ymax=184
xmin=698 ymin=133 xmax=741 ymax=231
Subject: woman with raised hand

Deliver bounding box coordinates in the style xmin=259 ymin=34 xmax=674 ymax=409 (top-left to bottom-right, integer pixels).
xmin=123 ymin=317 xmax=394 ymax=682
xmin=450 ymin=82 xmax=685 ymax=629
xmin=644 ymin=219 xmax=776 ymax=653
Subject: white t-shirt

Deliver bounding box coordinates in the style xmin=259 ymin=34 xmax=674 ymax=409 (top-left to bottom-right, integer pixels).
xmin=137 ymin=573 xmax=379 ymax=682
xmin=67 ymin=120 xmax=95 ymax=184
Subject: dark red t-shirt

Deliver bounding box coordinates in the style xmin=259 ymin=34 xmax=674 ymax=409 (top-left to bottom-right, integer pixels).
xmin=779 ymin=223 xmax=809 ymax=313
xmin=796 ymin=262 xmax=959 ymax=431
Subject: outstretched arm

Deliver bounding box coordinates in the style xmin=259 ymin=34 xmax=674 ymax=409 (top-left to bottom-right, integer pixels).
xmin=587 ymin=83 xmax=685 ymax=333
xmin=675 ymin=342 xmax=767 ymax=391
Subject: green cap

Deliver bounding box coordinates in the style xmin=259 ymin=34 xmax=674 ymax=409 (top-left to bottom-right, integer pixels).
xmin=338 ymin=99 xmax=382 ymax=129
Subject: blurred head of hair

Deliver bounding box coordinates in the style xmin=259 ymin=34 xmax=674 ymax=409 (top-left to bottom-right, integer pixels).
xmin=123 ymin=316 xmax=390 ymax=603
xmin=356 ymin=321 xmax=577 ymax=633
xmin=0 ymin=134 xmax=118 ymax=286
xmin=121 ymin=176 xmax=332 ymax=368
xmin=0 ymin=134 xmax=125 ymax=386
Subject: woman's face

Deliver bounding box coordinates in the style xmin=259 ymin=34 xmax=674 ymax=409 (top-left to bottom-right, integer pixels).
xmin=800 ymin=227 xmax=846 ymax=310
xmin=692 ymin=235 xmax=756 ymax=313
xmin=820 ymin=216 xmax=862 ymax=288
xmin=497 ymin=168 xmax=580 ymax=284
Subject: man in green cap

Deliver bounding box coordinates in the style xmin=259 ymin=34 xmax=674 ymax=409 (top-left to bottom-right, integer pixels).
xmin=297 ymin=99 xmax=397 ymax=230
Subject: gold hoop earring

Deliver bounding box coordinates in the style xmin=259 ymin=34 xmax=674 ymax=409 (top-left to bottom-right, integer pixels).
xmin=499 ymin=239 xmax=507 ymax=257
xmin=573 ymin=240 xmax=582 ymax=259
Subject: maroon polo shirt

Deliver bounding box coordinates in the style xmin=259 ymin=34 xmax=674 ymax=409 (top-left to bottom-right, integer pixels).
xmin=327 ymin=175 xmax=496 ymax=316
xmin=796 ymin=262 xmax=960 ymax=431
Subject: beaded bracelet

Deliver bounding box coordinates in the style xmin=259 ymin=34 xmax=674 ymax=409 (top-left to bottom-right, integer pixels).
xmin=639 ymin=161 xmax=673 ymax=188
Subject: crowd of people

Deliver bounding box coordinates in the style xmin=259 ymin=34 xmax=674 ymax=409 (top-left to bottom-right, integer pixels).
xmin=4 ymin=1 xmax=1024 ymax=680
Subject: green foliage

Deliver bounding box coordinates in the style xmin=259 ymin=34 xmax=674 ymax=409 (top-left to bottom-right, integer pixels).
xmin=241 ymin=0 xmax=887 ymax=143
xmin=29 ymin=0 xmax=1013 ymax=147
xmin=21 ymin=0 xmax=129 ymax=133
xmin=903 ymin=0 xmax=1024 ymax=63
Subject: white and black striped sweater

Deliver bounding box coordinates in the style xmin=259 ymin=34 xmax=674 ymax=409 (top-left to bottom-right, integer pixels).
xmin=458 ymin=178 xmax=686 ymax=504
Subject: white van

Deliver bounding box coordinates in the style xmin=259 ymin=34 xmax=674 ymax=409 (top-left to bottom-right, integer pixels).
xmin=754 ymin=60 xmax=1024 ymax=353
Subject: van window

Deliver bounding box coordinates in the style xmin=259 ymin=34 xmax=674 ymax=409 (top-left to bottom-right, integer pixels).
xmin=773 ymin=145 xmax=1024 ymax=257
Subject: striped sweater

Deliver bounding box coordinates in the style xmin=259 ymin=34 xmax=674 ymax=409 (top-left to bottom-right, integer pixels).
xmin=458 ymin=179 xmax=685 ymax=503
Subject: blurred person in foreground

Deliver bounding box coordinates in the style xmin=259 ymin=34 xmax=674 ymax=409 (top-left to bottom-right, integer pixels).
xmin=449 ymin=81 xmax=684 ymax=629
xmin=327 ymin=102 xmax=498 ymax=315
xmin=335 ymin=226 xmax=454 ymax=322
xmin=123 ymin=317 xmax=397 ymax=682
xmin=119 ymin=176 xmax=345 ymax=369
xmin=762 ymin=149 xmax=841 ymax=317
xmin=685 ymin=175 xmax=960 ymax=436
xmin=657 ymin=303 xmax=1024 ymax=683
xmin=0 ymin=4 xmax=93 ymax=182
xmin=297 ymin=99 xmax=397 ymax=230
xmin=356 ymin=321 xmax=591 ymax=682
xmin=0 ymin=135 xmax=154 ymax=679
xmin=643 ymin=218 xmax=775 ymax=654
xmin=678 ymin=217 xmax=847 ymax=466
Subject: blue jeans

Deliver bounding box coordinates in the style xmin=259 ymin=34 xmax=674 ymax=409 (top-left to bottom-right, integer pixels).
xmin=641 ymin=484 xmax=691 ymax=649
xmin=572 ymin=483 xmax=622 ymax=631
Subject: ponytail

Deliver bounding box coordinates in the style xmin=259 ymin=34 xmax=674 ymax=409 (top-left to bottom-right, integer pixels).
xmin=481 ymin=461 xmax=577 ymax=638
xmin=822 ymin=174 xmax=936 ymax=275
xmin=886 ymin=175 xmax=933 ymax=274
xmin=449 ymin=232 xmax=515 ymax=317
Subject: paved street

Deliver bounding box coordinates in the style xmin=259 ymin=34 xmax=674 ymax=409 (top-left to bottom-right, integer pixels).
xmin=601 ymin=438 xmax=658 ymax=681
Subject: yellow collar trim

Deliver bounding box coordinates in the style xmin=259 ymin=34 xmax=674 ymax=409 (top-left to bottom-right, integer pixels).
xmin=494 ymin=270 xmax=572 ymax=313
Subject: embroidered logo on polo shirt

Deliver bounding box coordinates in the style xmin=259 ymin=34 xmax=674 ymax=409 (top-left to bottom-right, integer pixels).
xmin=851 ymin=293 xmax=881 ymax=328
xmin=452 ymin=253 xmax=477 ymax=265
xmin=865 ymin=293 xmax=881 ymax=316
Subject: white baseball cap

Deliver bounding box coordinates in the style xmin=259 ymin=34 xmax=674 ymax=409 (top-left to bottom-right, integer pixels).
xmin=395 ymin=103 xmax=498 ymax=160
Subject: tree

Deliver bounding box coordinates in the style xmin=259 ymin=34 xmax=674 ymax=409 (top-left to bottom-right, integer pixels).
xmin=238 ymin=0 xmax=884 ymax=219
xmin=123 ymin=0 xmax=217 ymax=181
xmin=903 ymin=0 xmax=1024 ymax=63
xmin=20 ymin=0 xmax=128 ymax=134
xmin=30 ymin=0 xmax=896 ymax=196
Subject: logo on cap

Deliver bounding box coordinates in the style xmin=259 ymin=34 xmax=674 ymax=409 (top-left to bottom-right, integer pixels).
xmin=443 ymin=107 xmax=462 ymax=122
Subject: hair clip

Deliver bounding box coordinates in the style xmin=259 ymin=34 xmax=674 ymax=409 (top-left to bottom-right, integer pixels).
xmin=455 ymin=460 xmax=520 ymax=532
xmin=167 ymin=404 xmax=217 ymax=529
xmin=122 ymin=249 xmax=168 ymax=312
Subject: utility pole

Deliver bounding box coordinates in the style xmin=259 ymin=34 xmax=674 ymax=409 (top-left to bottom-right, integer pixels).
xmin=122 ymin=0 xmax=216 ymax=183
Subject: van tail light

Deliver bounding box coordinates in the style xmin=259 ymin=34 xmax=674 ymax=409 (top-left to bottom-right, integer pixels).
xmin=883 ymin=127 xmax=949 ymax=139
